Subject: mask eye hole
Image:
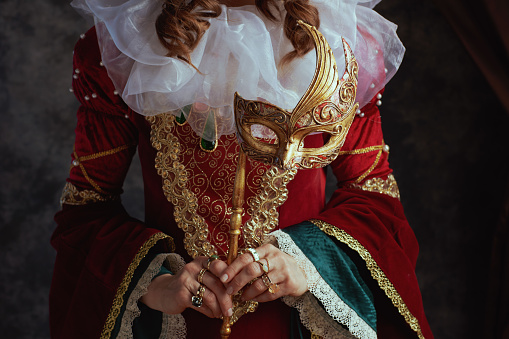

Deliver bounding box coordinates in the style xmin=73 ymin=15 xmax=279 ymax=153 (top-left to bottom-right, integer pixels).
xmin=250 ymin=124 xmax=279 ymax=145
xmin=299 ymin=132 xmax=331 ymax=150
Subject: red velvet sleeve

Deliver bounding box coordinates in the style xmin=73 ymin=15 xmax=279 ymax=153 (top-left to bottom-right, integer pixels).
xmin=49 ymin=27 xmax=173 ymax=339
xmin=313 ymin=94 xmax=433 ymax=339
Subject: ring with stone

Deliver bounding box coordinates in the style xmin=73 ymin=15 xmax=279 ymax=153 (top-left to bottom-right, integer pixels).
xmin=191 ymin=284 xmax=206 ymax=307
xmin=257 ymin=258 xmax=269 ymax=274
xmin=206 ymin=254 xmax=220 ymax=270
xmin=244 ymin=248 xmax=260 ymax=262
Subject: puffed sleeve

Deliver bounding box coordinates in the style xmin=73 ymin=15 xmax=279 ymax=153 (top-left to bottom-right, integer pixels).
xmin=50 ymin=27 xmax=184 ymax=339
xmin=271 ymin=94 xmax=433 ymax=339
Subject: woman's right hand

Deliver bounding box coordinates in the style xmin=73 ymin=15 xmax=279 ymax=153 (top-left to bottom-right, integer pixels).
xmin=139 ymin=256 xmax=233 ymax=319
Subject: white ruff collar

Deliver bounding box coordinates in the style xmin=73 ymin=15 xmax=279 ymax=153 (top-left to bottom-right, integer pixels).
xmin=71 ymin=0 xmax=404 ymax=141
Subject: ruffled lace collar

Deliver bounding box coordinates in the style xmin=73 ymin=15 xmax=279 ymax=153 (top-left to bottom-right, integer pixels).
xmin=71 ymin=0 xmax=404 ymax=141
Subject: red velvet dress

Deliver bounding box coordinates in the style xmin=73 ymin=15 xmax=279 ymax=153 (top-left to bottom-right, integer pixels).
xmin=50 ymin=27 xmax=433 ymax=339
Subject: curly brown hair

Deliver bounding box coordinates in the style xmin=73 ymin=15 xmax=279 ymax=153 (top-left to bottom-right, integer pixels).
xmin=155 ymin=0 xmax=320 ymax=66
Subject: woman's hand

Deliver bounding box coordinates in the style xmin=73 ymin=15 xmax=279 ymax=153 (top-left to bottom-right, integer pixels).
xmin=140 ymin=256 xmax=233 ymax=318
xmin=219 ymin=244 xmax=308 ymax=303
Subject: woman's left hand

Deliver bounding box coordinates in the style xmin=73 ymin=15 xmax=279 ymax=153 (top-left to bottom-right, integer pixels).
xmin=219 ymin=244 xmax=308 ymax=303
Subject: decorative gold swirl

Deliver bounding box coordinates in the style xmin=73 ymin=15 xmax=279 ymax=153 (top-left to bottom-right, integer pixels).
xmin=243 ymin=166 xmax=297 ymax=248
xmin=291 ymin=21 xmax=340 ymax=128
xmin=147 ymin=114 xmax=217 ymax=258
xmin=346 ymin=174 xmax=401 ymax=200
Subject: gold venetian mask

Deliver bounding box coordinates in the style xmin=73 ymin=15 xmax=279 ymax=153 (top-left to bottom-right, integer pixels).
xmin=234 ymin=21 xmax=359 ymax=170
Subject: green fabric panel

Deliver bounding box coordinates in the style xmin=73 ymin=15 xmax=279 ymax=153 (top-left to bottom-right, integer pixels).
xmin=283 ymin=221 xmax=377 ymax=331
xmin=111 ymin=247 xmax=168 ymax=339
xmin=132 ymin=302 xmax=163 ymax=339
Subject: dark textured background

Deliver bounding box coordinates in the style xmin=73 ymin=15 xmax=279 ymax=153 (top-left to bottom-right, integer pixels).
xmin=1 ymin=0 xmax=508 ymax=338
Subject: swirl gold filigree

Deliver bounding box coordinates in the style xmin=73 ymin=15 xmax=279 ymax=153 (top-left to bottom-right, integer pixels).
xmin=233 ymin=21 xmax=359 ymax=170
xmin=243 ymin=166 xmax=298 ymax=249
xmin=60 ymin=182 xmax=117 ymax=206
xmin=147 ymin=114 xmax=217 ymax=258
xmin=346 ymin=174 xmax=401 ymax=200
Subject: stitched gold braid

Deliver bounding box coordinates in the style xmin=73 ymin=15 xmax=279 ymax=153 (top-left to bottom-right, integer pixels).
xmin=354 ymin=148 xmax=383 ymax=183
xmin=336 ymin=145 xmax=383 ymax=156
xmin=310 ymin=220 xmax=425 ymax=339
xmin=100 ymin=233 xmax=174 ymax=339
xmin=243 ymin=166 xmax=297 ymax=249
xmin=72 ymin=143 xmax=135 ymax=194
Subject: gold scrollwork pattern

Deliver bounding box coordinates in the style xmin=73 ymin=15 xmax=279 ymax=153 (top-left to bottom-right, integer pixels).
xmin=310 ymin=219 xmax=425 ymax=339
xmin=100 ymin=232 xmax=174 ymax=339
xmin=346 ymin=174 xmax=400 ymax=200
xmin=60 ymin=182 xmax=118 ymax=206
xmin=243 ymin=166 xmax=297 ymax=249
xmin=147 ymin=114 xmax=217 ymax=258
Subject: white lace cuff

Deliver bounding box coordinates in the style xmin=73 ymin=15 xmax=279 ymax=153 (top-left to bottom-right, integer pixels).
xmin=117 ymin=253 xmax=187 ymax=339
xmin=270 ymin=230 xmax=376 ymax=339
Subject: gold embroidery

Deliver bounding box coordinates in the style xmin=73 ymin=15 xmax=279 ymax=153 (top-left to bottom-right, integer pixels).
xmin=100 ymin=233 xmax=174 ymax=339
xmin=337 ymin=145 xmax=383 ymax=156
xmin=335 ymin=144 xmax=386 ymax=184
xmin=60 ymin=182 xmax=118 ymax=206
xmin=310 ymin=220 xmax=425 ymax=339
xmin=244 ymin=166 xmax=297 ymax=248
xmin=346 ymin=174 xmax=400 ymax=200
xmin=354 ymin=148 xmax=382 ymax=183
xmin=147 ymin=114 xmax=217 ymax=258
xmin=72 ymin=143 xmax=135 ymax=194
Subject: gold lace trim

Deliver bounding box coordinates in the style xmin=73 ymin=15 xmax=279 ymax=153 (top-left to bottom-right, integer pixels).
xmin=346 ymin=174 xmax=400 ymax=200
xmin=60 ymin=182 xmax=118 ymax=206
xmin=72 ymin=143 xmax=135 ymax=194
xmin=243 ymin=166 xmax=297 ymax=248
xmin=147 ymin=114 xmax=217 ymax=258
xmin=100 ymin=232 xmax=174 ymax=339
xmin=310 ymin=220 xmax=425 ymax=339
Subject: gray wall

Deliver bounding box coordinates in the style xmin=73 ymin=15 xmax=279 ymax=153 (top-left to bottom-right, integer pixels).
xmin=1 ymin=0 xmax=507 ymax=338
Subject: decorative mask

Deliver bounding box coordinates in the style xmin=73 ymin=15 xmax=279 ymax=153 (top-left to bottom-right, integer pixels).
xmin=234 ymin=20 xmax=359 ymax=170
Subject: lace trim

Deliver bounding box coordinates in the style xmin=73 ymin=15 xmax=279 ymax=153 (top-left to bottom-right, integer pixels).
xmin=147 ymin=114 xmax=217 ymax=258
xmin=243 ymin=167 xmax=297 ymax=248
xmin=60 ymin=182 xmax=118 ymax=206
xmin=118 ymin=253 xmax=187 ymax=339
xmin=346 ymin=174 xmax=400 ymax=200
xmin=100 ymin=233 xmax=173 ymax=339
xmin=271 ymin=231 xmax=376 ymax=339
xmin=310 ymin=220 xmax=425 ymax=339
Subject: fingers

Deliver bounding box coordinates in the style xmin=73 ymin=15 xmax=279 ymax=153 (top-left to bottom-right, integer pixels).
xmin=219 ymin=244 xmax=308 ymax=302
xmin=199 ymin=266 xmax=233 ymax=317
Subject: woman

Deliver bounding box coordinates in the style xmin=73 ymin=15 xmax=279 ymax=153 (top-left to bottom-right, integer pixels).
xmin=50 ymin=0 xmax=433 ymax=338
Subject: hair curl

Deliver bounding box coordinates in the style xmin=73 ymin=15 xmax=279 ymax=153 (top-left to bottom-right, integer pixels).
xmin=156 ymin=0 xmax=320 ymax=66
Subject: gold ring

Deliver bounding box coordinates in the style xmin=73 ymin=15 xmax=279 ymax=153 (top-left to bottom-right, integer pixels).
xmin=261 ymin=274 xmax=280 ymax=294
xmin=206 ymin=254 xmax=220 ymax=270
xmin=257 ymin=258 xmax=269 ymax=273
xmin=244 ymin=248 xmax=260 ymax=262
xmin=191 ymin=284 xmax=206 ymax=307
xmin=197 ymin=268 xmax=207 ymax=284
